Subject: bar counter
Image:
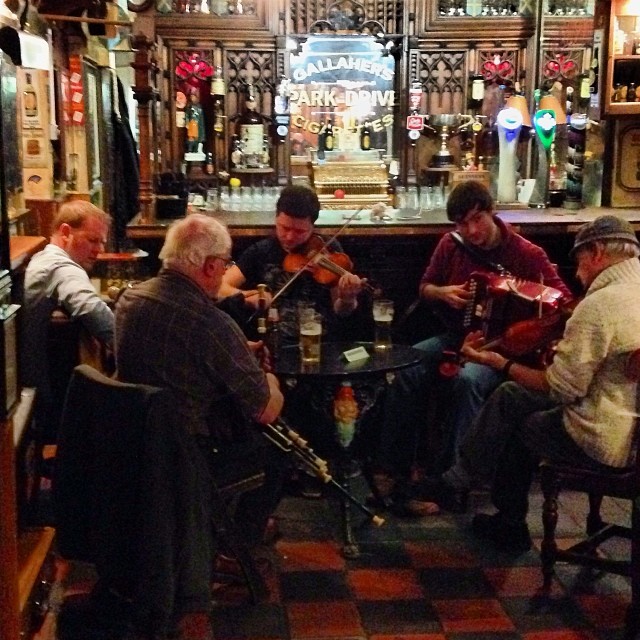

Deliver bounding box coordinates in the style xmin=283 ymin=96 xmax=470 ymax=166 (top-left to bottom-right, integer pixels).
xmin=127 ymin=205 xmax=640 ymax=240
xmin=126 ymin=205 xmax=640 ymax=327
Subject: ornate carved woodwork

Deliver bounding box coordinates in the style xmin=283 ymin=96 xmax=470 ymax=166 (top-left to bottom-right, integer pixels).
xmin=140 ymin=0 xmax=597 ymax=199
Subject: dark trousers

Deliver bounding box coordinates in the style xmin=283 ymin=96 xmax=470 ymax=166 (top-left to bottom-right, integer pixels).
xmin=197 ymin=427 xmax=288 ymax=547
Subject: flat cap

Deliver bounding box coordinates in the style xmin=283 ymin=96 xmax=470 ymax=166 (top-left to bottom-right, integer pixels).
xmin=570 ymin=215 xmax=639 ymax=256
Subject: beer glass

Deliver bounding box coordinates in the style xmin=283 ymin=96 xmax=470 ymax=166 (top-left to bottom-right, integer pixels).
xmin=372 ymin=299 xmax=394 ymax=350
xmin=299 ymin=312 xmax=322 ymax=364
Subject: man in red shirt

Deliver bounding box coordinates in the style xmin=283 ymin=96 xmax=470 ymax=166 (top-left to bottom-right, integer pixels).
xmin=376 ymin=181 xmax=571 ymax=515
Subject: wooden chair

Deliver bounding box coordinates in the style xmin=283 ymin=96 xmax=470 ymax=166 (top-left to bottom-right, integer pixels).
xmin=540 ymin=348 xmax=640 ymax=640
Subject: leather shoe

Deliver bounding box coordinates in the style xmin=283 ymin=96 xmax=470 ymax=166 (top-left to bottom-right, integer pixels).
xmin=408 ymin=475 xmax=468 ymax=514
xmin=471 ymin=512 xmax=532 ymax=553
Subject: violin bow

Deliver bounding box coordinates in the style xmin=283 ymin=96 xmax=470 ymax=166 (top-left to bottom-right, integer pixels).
xmin=270 ymin=207 xmax=364 ymax=308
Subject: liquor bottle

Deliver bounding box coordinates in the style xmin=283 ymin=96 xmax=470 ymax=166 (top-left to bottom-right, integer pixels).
xmin=205 ymin=152 xmax=214 ymax=174
xmin=324 ymin=121 xmax=334 ymax=151
xmin=627 ymin=82 xmax=637 ymax=103
xmin=360 ymin=122 xmax=371 ymax=150
xmin=260 ymin=134 xmax=270 ymax=166
xmin=237 ymin=83 xmax=264 ymax=165
xmin=213 ymin=97 xmax=224 ymax=135
xmin=24 ymin=73 xmax=38 ymax=118
xmin=211 ymin=65 xmax=226 ymax=96
xmin=230 ymin=134 xmax=243 ymax=168
xmin=266 ymin=306 xmax=281 ymax=357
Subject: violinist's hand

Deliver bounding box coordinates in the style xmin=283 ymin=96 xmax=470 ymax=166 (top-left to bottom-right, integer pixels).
xmin=438 ymin=284 xmax=472 ymax=310
xmin=460 ymin=330 xmax=506 ymax=370
xmin=335 ymin=273 xmax=362 ymax=314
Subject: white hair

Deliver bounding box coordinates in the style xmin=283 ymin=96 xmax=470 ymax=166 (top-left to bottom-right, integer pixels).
xmin=159 ymin=214 xmax=231 ymax=271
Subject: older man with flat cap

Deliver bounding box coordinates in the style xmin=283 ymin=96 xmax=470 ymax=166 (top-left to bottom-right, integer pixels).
xmin=405 ymin=215 xmax=640 ymax=553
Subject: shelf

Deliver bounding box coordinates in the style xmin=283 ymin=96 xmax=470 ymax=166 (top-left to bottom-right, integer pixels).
xmin=605 ymin=102 xmax=640 ymax=114
xmin=611 ymin=54 xmax=640 ymax=60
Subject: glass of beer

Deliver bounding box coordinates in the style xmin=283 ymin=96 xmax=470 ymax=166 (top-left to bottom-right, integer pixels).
xmin=372 ymin=299 xmax=394 ymax=350
xmin=299 ymin=312 xmax=322 ymax=364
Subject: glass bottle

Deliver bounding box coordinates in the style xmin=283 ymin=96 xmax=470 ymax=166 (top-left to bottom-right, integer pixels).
xmin=230 ymin=134 xmax=243 ymax=168
xmin=237 ymin=83 xmax=264 ymax=166
xmin=267 ymin=306 xmax=280 ymax=357
xmin=324 ymin=121 xmax=334 ymax=151
xmin=360 ymin=122 xmax=371 ymax=150
xmin=627 ymin=82 xmax=637 ymax=103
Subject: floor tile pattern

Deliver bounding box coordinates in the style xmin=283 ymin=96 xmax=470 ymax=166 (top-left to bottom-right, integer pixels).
xmin=50 ymin=480 xmax=633 ymax=640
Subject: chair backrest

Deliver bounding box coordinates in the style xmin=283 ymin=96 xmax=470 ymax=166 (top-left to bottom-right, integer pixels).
xmin=53 ymin=364 xmax=213 ymax=635
xmin=625 ymin=348 xmax=640 ymax=482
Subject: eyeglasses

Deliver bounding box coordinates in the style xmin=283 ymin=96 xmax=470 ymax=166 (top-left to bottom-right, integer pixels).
xmin=211 ymin=255 xmax=236 ymax=269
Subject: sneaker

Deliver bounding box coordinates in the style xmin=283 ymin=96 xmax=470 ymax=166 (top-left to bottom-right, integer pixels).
xmin=471 ymin=512 xmax=532 ymax=553
xmin=409 ymin=475 xmax=468 ymax=514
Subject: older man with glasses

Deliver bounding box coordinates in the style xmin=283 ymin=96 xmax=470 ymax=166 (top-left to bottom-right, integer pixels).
xmin=116 ymin=214 xmax=285 ymax=639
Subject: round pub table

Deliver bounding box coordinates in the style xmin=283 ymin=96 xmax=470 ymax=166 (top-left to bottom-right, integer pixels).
xmin=274 ymin=341 xmax=425 ymax=557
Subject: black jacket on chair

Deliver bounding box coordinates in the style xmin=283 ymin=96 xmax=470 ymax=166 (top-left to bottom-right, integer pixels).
xmin=53 ymin=365 xmax=213 ymax=635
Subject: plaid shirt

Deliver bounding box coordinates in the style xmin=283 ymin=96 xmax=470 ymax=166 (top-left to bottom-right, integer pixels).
xmin=115 ymin=269 xmax=270 ymax=439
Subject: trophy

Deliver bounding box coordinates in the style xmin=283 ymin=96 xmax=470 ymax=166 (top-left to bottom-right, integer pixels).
xmin=424 ymin=113 xmax=475 ymax=167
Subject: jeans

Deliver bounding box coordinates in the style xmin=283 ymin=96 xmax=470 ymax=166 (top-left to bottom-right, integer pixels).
xmin=447 ymin=381 xmax=618 ymax=523
xmin=377 ymin=332 xmax=503 ymax=474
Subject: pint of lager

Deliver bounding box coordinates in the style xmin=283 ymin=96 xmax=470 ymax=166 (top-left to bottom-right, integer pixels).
xmin=372 ymin=299 xmax=394 ymax=350
xmin=299 ymin=313 xmax=322 ymax=363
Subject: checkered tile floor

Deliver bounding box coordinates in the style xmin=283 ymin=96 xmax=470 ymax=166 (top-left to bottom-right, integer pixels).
xmin=208 ymin=479 xmax=633 ymax=640
xmin=51 ymin=478 xmax=633 ymax=640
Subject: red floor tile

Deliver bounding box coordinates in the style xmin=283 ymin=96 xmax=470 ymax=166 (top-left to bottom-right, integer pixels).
xmin=404 ymin=541 xmax=477 ymax=569
xmin=370 ymin=635 xmax=446 ymax=640
xmin=277 ymin=541 xmax=345 ymax=572
xmin=347 ymin=569 xmax=424 ymax=600
xmin=484 ymin=567 xmax=565 ymax=597
xmin=522 ymin=631 xmax=601 ymax=640
xmin=433 ymin=598 xmax=516 ymax=633
xmin=574 ymin=593 xmax=630 ymax=629
xmin=286 ymin=601 xmax=363 ymax=638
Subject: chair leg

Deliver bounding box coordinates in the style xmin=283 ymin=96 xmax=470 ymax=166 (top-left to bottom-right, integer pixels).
xmin=209 ymin=490 xmax=269 ymax=604
xmin=586 ymin=493 xmax=606 ymax=536
xmin=540 ymin=470 xmax=560 ymax=590
xmin=624 ymin=497 xmax=640 ymax=640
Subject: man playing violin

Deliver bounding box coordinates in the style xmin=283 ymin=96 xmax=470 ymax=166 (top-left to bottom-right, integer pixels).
xmin=376 ymin=180 xmax=571 ymax=515
xmin=219 ymin=184 xmax=366 ymax=343
xmin=405 ymin=215 xmax=640 ymax=553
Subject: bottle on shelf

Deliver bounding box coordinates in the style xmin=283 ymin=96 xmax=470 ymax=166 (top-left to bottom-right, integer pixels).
xmin=230 ymin=134 xmax=243 ymax=168
xmin=213 ymin=97 xmax=225 ymax=136
xmin=360 ymin=121 xmax=371 ymax=151
xmin=205 ymin=152 xmax=214 ymax=175
xmin=238 ymin=83 xmax=264 ymax=167
xmin=324 ymin=121 xmax=334 ymax=151
xmin=627 ymin=82 xmax=637 ymax=102
xmin=260 ymin=134 xmax=271 ymax=167
xmin=211 ymin=64 xmax=226 ymax=96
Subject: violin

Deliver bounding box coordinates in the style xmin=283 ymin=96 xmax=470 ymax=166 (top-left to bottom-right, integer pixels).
xmin=439 ymin=299 xmax=577 ymax=378
xmin=282 ymin=235 xmax=377 ymax=293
